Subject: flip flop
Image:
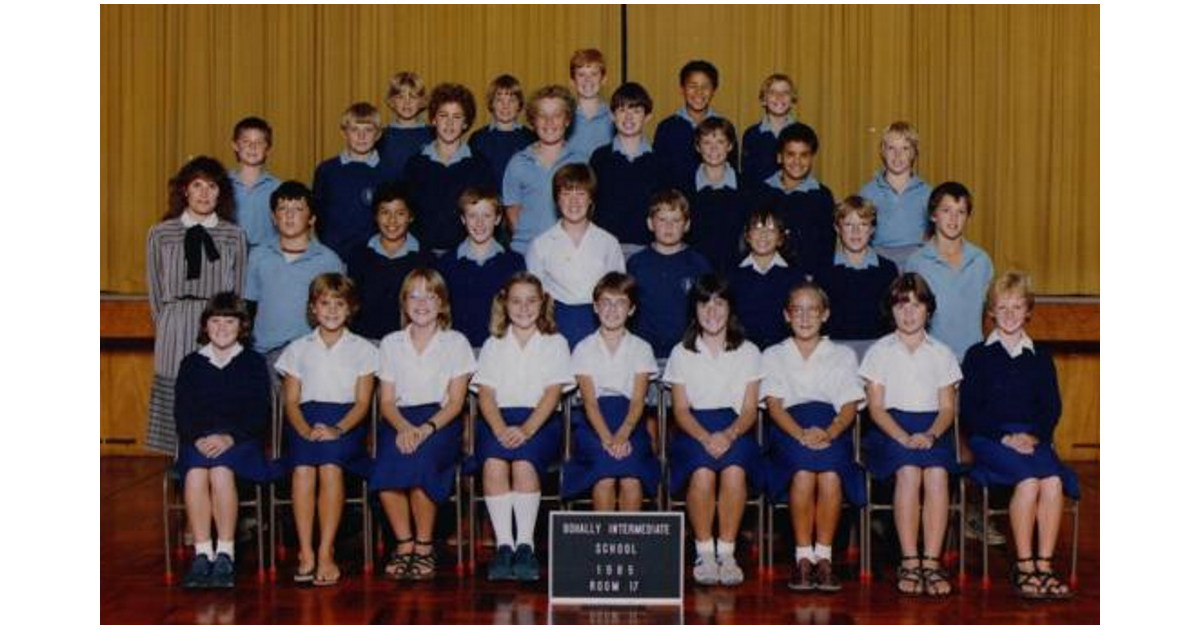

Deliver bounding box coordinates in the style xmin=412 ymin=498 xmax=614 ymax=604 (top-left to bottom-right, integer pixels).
xmin=313 ymin=566 xmax=341 ymax=587
xmin=293 ymin=565 xmax=315 ymax=584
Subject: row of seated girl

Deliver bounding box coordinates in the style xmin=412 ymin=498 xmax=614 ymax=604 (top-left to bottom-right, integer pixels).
xmin=175 ymin=266 xmax=1075 ymax=600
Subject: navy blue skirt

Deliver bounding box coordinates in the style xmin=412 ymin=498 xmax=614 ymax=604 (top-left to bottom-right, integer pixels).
xmin=968 ymin=429 xmax=1080 ymax=500
xmin=668 ymin=408 xmax=764 ymax=496
xmin=463 ymin=407 xmax=563 ymax=477
xmin=369 ymin=403 xmax=462 ymax=502
xmin=282 ymin=402 xmax=372 ymax=477
xmin=555 ymin=301 xmax=596 ymax=350
xmin=176 ymin=437 xmax=276 ymax=483
xmin=765 ymin=403 xmax=866 ymax=506
xmin=862 ymin=409 xmax=961 ymax=478
xmin=562 ymin=396 xmax=662 ymax=499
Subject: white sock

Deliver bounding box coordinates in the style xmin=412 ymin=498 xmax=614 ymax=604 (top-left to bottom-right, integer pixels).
xmin=814 ymin=543 xmax=833 ymax=561
xmin=194 ymin=540 xmax=215 ymax=560
xmin=796 ymin=545 xmax=816 ymax=562
xmin=216 ymin=539 xmax=235 ymax=560
xmin=716 ymin=539 xmax=736 ymax=561
xmin=695 ymin=539 xmax=715 ymax=560
xmin=512 ymin=492 xmax=541 ymax=547
xmin=485 ymin=493 xmax=516 ymax=549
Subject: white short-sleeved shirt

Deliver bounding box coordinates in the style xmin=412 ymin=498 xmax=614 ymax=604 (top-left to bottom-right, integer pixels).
xmin=275 ymin=329 xmax=379 ymax=404
xmin=525 ymin=222 xmax=625 ymax=305
xmin=762 ymin=337 xmax=865 ymax=410
xmin=378 ymin=327 xmax=477 ymax=407
xmin=472 ymin=328 xmax=574 ymax=408
xmin=662 ymin=340 xmax=763 ymax=412
xmin=571 ymin=330 xmax=659 ymax=399
xmin=858 ymin=332 xmax=962 ymax=412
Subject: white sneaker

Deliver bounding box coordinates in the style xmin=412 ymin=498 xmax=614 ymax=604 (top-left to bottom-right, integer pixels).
xmin=717 ymin=555 xmax=744 ymax=586
xmin=692 ymin=553 xmax=720 ymax=585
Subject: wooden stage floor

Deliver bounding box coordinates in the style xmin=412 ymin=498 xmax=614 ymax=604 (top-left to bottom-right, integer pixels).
xmin=101 ymin=457 xmax=1099 ymax=624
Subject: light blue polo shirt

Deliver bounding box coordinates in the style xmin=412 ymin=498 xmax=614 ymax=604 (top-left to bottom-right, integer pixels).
xmin=904 ymin=240 xmax=994 ymax=362
xmin=566 ymin=103 xmax=614 ymax=158
xmin=245 ymin=240 xmax=346 ymax=353
xmin=229 ymin=170 xmax=282 ymax=249
xmin=859 ymin=170 xmax=932 ymax=248
xmin=502 ymin=145 xmax=588 ymax=254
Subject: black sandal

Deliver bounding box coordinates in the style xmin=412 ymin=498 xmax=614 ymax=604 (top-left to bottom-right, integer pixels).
xmin=920 ymin=556 xmax=953 ymax=597
xmin=895 ymin=555 xmax=924 ymax=596
xmin=385 ymin=537 xmax=415 ymax=580
xmin=409 ymin=539 xmax=438 ymax=581
xmin=1035 ymin=556 xmax=1074 ymax=600
xmin=1011 ymin=557 xmax=1044 ymax=600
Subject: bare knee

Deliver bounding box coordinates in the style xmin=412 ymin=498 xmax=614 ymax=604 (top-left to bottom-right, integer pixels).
xmin=816 ymin=472 xmax=842 ymax=500
xmin=619 ymin=478 xmax=642 ymax=496
xmin=719 ymin=466 xmax=747 ymax=493
xmin=511 ymin=461 xmax=540 ymax=492
xmin=690 ymin=469 xmax=716 ymax=494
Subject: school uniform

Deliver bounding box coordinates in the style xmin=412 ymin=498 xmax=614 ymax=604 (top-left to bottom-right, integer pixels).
xmin=761 ymin=338 xmax=866 ymax=505
xmin=959 ymin=332 xmax=1079 ymax=499
xmin=436 ymin=240 xmax=526 ymax=348
xmin=626 ymin=245 xmax=712 ymax=359
xmin=813 ymin=248 xmax=900 ymax=360
xmin=729 ymin=253 xmax=803 ymax=351
xmin=566 ymin=103 xmax=615 ymax=159
xmin=858 ymin=332 xmax=963 ymax=478
xmin=347 ymin=235 xmax=436 ymax=341
xmin=501 ymin=144 xmax=588 ymax=254
xmin=749 ymin=172 xmax=837 ymax=276
xmin=174 ymin=344 xmax=274 ymax=481
xmin=245 ymin=240 xmax=345 ymax=354
xmin=740 ymin=115 xmax=795 ymax=186
xmin=229 ymin=169 xmax=282 ymax=250
xmin=379 ymin=123 xmax=434 ymax=180
xmin=904 ymin=240 xmax=994 ymax=362
xmin=589 ymin=138 xmax=669 ymax=246
xmin=469 ymin=124 xmax=537 ymax=188
xmin=562 ymin=331 xmax=661 ymax=499
xmin=370 ymin=327 xmax=477 ymax=501
xmin=467 ymin=329 xmax=574 ymax=476
xmin=525 ymin=222 xmax=625 ymax=349
xmin=858 ymin=170 xmax=932 ymax=262
xmin=401 ymin=142 xmax=496 ymax=252
xmin=653 ymin=108 xmax=739 ymax=191
xmin=274 ymin=329 xmax=378 ymax=477
xmin=684 ymin=165 xmax=746 ymax=275
xmin=312 ymin=151 xmax=394 ymax=262
xmin=662 ymin=340 xmax=764 ymax=495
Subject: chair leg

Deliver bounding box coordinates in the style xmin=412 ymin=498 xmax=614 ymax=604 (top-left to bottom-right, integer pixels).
xmin=1070 ymin=499 xmax=1080 ymax=587
xmin=981 ymin=484 xmax=990 ymax=587
xmin=468 ymin=476 xmax=477 ymax=574
xmin=362 ymin=481 xmax=373 ymax=574
xmin=163 ymin=473 xmax=173 ymax=584
xmin=767 ymin=503 xmax=775 ymax=571
xmin=455 ymin=468 xmax=464 ymax=573
xmin=255 ymin=484 xmax=265 ymax=581
xmin=268 ymin=483 xmax=277 ymax=577
xmin=957 ymin=477 xmax=966 ymax=583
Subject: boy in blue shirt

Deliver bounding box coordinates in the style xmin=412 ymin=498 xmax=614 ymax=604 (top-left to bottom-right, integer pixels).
xmin=312 ymin=102 xmax=392 ymax=262
xmin=684 ymin=117 xmax=745 ymax=275
xmin=858 ymin=121 xmax=931 ymax=267
xmin=589 ymin=82 xmax=668 ymax=255
xmin=470 ymin=75 xmax=536 ymax=188
xmin=229 ymin=116 xmax=282 ymax=251
xmin=750 ymin=122 xmax=836 ymax=276
xmin=654 ymin=60 xmax=739 ymax=191
xmin=379 ymin=71 xmax=434 ymax=179
xmin=627 ymin=189 xmax=711 ymax=359
xmin=741 ymin=74 xmax=798 ymax=186
xmin=565 ymin=48 xmax=614 ymax=159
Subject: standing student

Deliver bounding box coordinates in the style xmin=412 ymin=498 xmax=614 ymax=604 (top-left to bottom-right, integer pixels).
xmin=565 ymin=48 xmax=615 ymax=158
xmin=401 ymin=82 xmax=495 ymax=254
xmin=563 ymin=272 xmax=661 ymax=510
xmin=684 ymin=117 xmax=746 ymax=275
xmin=379 ymin=71 xmax=434 ymax=179
xmin=146 ymin=156 xmax=247 ymax=455
xmin=470 ymin=273 xmax=574 ymax=582
xmin=525 ymin=164 xmax=625 ymax=349
xmin=437 ymin=188 xmax=526 ymax=348
xmin=859 ymin=273 xmax=962 ymax=597
xmin=858 ymin=121 xmax=931 ymax=266
xmin=173 ymin=293 xmax=273 ymax=588
xmin=729 ymin=207 xmax=803 ymax=351
xmin=959 ymin=271 xmax=1077 ymax=599
xmin=654 ymin=60 xmax=739 ymax=190
xmin=502 ymin=85 xmax=588 ymax=254
xmin=663 ymin=275 xmax=764 ymax=586
xmin=470 ymin=75 xmax=537 ymax=188
xmin=312 ymin=102 xmax=392 ymax=261
xmin=762 ymin=282 xmax=865 ymax=592
xmin=228 ymin=116 xmax=282 ymax=251
xmin=373 ymin=269 xmax=476 ymax=581
xmin=275 ymin=274 xmax=377 ymax=587
xmin=741 ymin=74 xmax=798 ymax=185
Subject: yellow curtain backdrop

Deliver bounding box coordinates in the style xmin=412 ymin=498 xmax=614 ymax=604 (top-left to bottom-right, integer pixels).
xmin=102 ymin=4 xmax=1097 ymax=295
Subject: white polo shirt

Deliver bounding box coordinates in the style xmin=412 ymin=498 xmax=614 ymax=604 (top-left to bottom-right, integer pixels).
xmin=275 ymin=329 xmax=379 ymax=403
xmin=571 ymin=330 xmax=659 ymax=399
xmin=472 ymin=328 xmax=574 ymax=408
xmin=762 ymin=337 xmax=864 ymax=410
xmin=525 ymin=222 xmax=626 ymax=305
xmin=378 ymin=327 xmax=477 ymax=407
xmin=858 ymin=332 xmax=962 ymax=412
xmin=662 ymin=339 xmax=763 ymax=412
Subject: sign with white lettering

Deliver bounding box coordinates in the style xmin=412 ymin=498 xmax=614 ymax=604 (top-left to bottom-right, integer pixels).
xmin=548 ymin=511 xmax=684 ymax=605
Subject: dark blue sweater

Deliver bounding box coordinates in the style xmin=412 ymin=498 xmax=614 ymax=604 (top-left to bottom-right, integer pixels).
xmin=740 ymin=124 xmax=781 ymax=187
xmin=684 ymin=181 xmax=747 ymax=276
xmin=653 ymin=114 xmax=740 ymax=191
xmin=747 ymin=181 xmax=837 ymax=276
xmin=627 ymin=246 xmax=712 ymax=358
xmin=379 ymin=125 xmax=434 ymax=180
xmin=729 ymin=263 xmax=804 ymax=351
xmin=960 ymin=341 xmax=1062 ymax=443
xmin=436 ymin=250 xmax=526 ymax=347
xmin=813 ymin=256 xmax=900 ymax=340
xmin=347 ymin=245 xmax=437 ymax=340
xmin=401 ymin=152 xmax=496 ymax=251
xmin=312 ymin=157 xmax=394 ymax=262
xmin=469 ymin=126 xmax=537 ymax=187
xmin=589 ymin=145 xmax=670 ymax=245
xmin=174 ymin=350 xmax=271 ymax=444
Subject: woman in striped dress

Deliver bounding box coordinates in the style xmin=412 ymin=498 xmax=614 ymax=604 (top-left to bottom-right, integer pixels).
xmin=146 ymin=156 xmax=248 ymax=454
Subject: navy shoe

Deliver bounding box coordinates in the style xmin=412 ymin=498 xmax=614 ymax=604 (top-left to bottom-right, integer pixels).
xmin=487 ymin=545 xmax=515 ymax=582
xmin=209 ymin=552 xmax=235 ymax=589
xmin=182 ymin=554 xmax=212 ymax=589
xmin=512 ymin=544 xmax=540 ymax=582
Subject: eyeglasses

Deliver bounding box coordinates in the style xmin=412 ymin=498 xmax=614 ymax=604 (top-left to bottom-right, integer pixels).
xmin=597 ymin=298 xmax=631 ymax=311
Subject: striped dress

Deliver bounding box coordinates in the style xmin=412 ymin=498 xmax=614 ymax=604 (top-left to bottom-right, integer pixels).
xmin=145 ymin=217 xmax=247 ymax=454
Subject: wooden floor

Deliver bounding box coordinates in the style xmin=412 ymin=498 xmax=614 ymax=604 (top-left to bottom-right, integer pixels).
xmin=101 ymin=457 xmax=1099 ymax=624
